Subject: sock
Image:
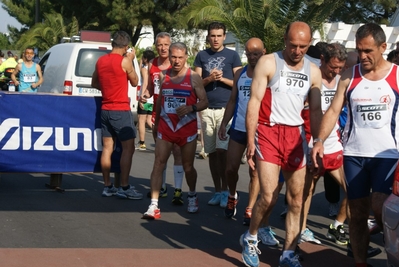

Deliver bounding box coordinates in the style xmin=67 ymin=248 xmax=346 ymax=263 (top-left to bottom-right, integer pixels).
xmin=333 ymin=220 xmax=343 ymax=228
xmin=174 ymin=165 xmax=184 ymax=189
xmin=151 ymin=199 xmax=158 ymax=206
xmin=229 ymin=192 xmax=238 ymax=199
xmin=282 ymin=250 xmax=294 ymax=259
xmin=188 ymin=191 xmax=196 ymax=196
xmin=107 ymin=183 xmax=113 ymax=188
xmin=244 ymin=231 xmax=257 ymax=241
xmin=139 ymin=140 xmax=145 ymax=144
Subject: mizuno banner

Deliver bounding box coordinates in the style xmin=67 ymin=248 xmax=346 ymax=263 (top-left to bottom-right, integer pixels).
xmin=0 ymin=92 xmax=121 ymax=173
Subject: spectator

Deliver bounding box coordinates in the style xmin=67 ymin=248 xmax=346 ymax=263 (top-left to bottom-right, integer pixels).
xmin=137 ymin=49 xmax=156 ymax=151
xmin=194 ymin=21 xmax=242 ymax=208
xmin=91 ymin=31 xmax=143 ymax=200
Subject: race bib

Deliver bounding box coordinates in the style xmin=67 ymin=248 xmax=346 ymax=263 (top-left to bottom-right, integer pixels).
xmin=322 ymin=90 xmax=336 ymax=112
xmin=278 ymin=71 xmax=309 ymax=96
xmin=23 ymin=73 xmax=36 ymax=83
xmin=354 ymin=103 xmax=389 ymax=128
xmin=239 ymin=85 xmax=251 ymax=100
xmin=164 ymin=96 xmax=186 ymax=114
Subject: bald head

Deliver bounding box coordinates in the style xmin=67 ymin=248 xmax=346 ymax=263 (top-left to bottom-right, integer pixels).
xmin=245 ymin=38 xmax=266 ymax=68
xmin=283 ymin=21 xmax=312 ymax=64
xmin=285 ymin=21 xmax=312 ymax=40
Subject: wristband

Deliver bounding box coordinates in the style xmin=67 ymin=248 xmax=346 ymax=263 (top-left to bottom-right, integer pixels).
xmin=313 ymin=138 xmax=324 ymax=145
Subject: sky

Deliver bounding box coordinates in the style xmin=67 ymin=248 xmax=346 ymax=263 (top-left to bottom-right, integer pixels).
xmin=0 ymin=7 xmax=23 ymax=34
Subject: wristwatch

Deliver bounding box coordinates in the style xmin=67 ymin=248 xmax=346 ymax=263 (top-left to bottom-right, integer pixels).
xmin=192 ymin=105 xmax=198 ymax=112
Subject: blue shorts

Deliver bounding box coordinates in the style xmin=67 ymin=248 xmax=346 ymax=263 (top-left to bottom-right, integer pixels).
xmin=228 ymin=128 xmax=247 ymax=145
xmin=101 ymin=110 xmax=136 ymax=141
xmin=344 ymin=156 xmax=396 ymax=200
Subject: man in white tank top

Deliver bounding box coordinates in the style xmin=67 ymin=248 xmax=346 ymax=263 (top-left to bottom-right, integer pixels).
xmin=240 ymin=22 xmax=322 ymax=267
xmin=312 ymin=23 xmax=398 ymax=267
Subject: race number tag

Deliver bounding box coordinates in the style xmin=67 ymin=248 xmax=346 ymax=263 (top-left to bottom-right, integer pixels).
xmin=278 ymin=71 xmax=309 ymax=96
xmin=355 ymin=103 xmax=388 ymax=128
xmin=239 ymin=85 xmax=251 ymax=100
xmin=23 ymin=73 xmax=36 ymax=83
xmin=164 ymin=97 xmax=186 ymax=114
xmin=322 ymin=90 xmax=335 ymax=112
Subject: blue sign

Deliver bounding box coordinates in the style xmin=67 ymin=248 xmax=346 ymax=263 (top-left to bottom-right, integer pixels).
xmin=0 ymin=92 xmax=121 ymax=173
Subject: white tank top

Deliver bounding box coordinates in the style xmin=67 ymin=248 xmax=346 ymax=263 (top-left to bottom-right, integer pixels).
xmin=343 ymin=64 xmax=399 ymax=158
xmin=232 ymin=66 xmax=251 ymax=132
xmin=321 ymin=77 xmax=342 ymax=154
xmin=259 ymin=51 xmax=311 ymax=126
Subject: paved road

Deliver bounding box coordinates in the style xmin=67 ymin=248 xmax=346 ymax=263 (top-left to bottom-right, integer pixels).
xmin=0 ymin=130 xmax=387 ymax=267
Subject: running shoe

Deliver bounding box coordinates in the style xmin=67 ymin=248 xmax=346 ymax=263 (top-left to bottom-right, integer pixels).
xmin=239 ymin=233 xmax=261 ymax=267
xmin=347 ymin=243 xmax=382 ymax=258
xmin=208 ymin=192 xmax=221 ymax=205
xmin=279 ymin=252 xmax=302 ymax=267
xmin=139 ymin=143 xmax=146 ymax=151
xmin=258 ymin=226 xmax=279 ymax=246
xmin=187 ymin=194 xmax=199 ymax=213
xmin=328 ymin=202 xmax=339 ymax=217
xmin=172 ymin=188 xmax=184 ymax=205
xmin=368 ymin=218 xmax=382 ymax=235
xmin=220 ymin=191 xmax=229 ymax=208
xmin=116 ymin=185 xmax=143 ymax=200
xmin=298 ymin=228 xmax=321 ymax=244
xmin=225 ymin=193 xmax=239 ymax=218
xmin=102 ymin=184 xmax=117 ymax=197
xmin=243 ymin=207 xmax=252 ymax=226
xmin=326 ymin=224 xmax=348 ymax=245
xmin=142 ymin=204 xmax=161 ymax=219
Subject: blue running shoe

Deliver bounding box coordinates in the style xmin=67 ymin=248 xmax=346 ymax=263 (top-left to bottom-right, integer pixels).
xmin=239 ymin=233 xmax=261 ymax=267
xmin=279 ymin=252 xmax=302 ymax=267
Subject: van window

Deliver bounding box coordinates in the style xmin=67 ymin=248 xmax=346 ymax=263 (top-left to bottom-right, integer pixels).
xmin=75 ymin=49 xmax=110 ymax=77
xmin=39 ymin=53 xmax=50 ymax=73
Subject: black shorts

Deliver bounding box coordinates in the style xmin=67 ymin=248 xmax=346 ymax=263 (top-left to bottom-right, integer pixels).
xmin=137 ymin=103 xmax=153 ymax=115
xmin=101 ymin=110 xmax=136 ymax=141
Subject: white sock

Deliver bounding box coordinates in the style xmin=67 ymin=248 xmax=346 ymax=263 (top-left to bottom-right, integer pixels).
xmin=333 ymin=220 xmax=343 ymax=228
xmin=150 ymin=199 xmax=158 ymax=206
xmin=229 ymin=192 xmax=238 ymax=199
xmin=244 ymin=231 xmax=257 ymax=241
xmin=174 ymin=165 xmax=184 ymax=189
xmin=188 ymin=191 xmax=196 ymax=196
xmin=282 ymin=250 xmax=294 ymax=259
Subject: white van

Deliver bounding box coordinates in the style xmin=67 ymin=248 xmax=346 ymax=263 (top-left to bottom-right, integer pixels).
xmin=38 ymin=31 xmax=141 ymax=121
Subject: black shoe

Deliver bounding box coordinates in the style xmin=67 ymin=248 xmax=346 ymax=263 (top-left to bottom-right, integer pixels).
xmin=326 ymin=224 xmax=349 ymax=245
xmin=172 ymin=188 xmax=184 ymax=205
xmin=347 ymin=243 xmax=382 ymax=258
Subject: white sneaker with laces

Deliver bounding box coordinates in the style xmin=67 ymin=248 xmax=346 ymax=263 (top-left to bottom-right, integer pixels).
xmin=298 ymin=228 xmax=321 ymax=244
xmin=187 ymin=194 xmax=199 ymax=213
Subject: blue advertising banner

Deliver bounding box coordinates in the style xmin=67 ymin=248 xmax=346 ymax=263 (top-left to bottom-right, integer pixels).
xmin=0 ymin=92 xmax=121 ymax=173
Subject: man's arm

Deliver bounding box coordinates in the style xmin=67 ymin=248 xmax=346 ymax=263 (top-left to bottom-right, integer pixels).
xmin=142 ymin=60 xmax=154 ymax=98
xmin=91 ymin=67 xmax=100 ymax=90
xmin=11 ymin=63 xmax=21 ymax=86
xmin=219 ymin=65 xmax=242 ymax=88
xmin=312 ymin=68 xmax=350 ymax=166
xmin=122 ymin=55 xmax=138 ymax=87
xmin=246 ymin=55 xmax=274 ymax=170
xmin=33 ymin=64 xmax=43 ymax=88
xmin=191 ymin=72 xmax=208 ymax=112
xmin=219 ymin=67 xmax=242 ymax=140
xmin=308 ymin=63 xmax=323 ymax=139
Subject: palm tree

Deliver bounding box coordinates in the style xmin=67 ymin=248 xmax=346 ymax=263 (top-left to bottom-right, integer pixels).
xmin=182 ymin=0 xmax=344 ymax=52
xmin=16 ymin=13 xmax=79 ymax=51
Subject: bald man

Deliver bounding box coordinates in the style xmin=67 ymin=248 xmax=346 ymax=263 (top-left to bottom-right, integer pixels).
xmin=239 ymin=22 xmax=322 ymax=267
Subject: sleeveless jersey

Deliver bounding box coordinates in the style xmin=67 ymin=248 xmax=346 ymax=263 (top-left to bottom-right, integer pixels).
xmin=149 ymin=57 xmax=172 ymax=105
xmin=19 ymin=62 xmax=38 ymax=92
xmin=232 ymin=66 xmax=251 ymax=132
xmin=96 ymin=53 xmax=130 ymax=110
xmin=343 ymin=64 xmax=399 ymax=158
xmin=259 ymin=51 xmax=311 ymax=126
xmin=321 ymin=76 xmax=342 ymax=154
xmin=158 ymin=68 xmax=198 ymax=136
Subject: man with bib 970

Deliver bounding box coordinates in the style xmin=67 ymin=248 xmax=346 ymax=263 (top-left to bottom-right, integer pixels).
xmin=240 ymin=21 xmax=322 ymax=267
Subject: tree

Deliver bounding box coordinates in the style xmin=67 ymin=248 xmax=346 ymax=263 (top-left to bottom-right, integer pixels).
xmin=182 ymin=0 xmax=344 ymax=53
xmin=15 ymin=13 xmax=78 ymax=51
xmin=0 ymin=33 xmax=11 ymax=49
xmin=328 ymin=0 xmax=397 ymax=25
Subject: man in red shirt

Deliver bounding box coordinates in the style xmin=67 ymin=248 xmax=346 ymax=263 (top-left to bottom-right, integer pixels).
xmin=92 ymin=31 xmax=143 ymax=200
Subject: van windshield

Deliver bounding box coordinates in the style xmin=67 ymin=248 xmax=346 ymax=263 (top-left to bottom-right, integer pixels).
xmin=75 ymin=49 xmax=111 ymax=77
